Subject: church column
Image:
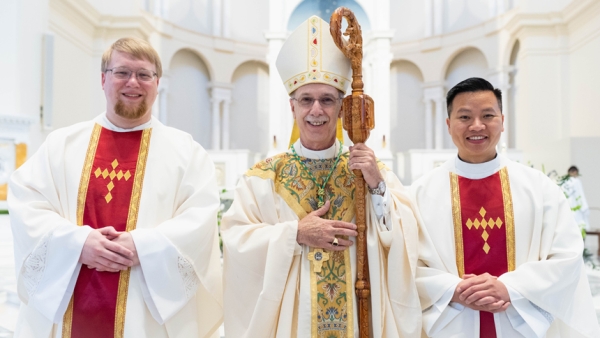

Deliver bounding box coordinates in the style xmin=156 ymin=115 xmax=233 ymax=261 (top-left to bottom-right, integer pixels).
xmin=265 ymin=33 xmax=287 ymax=155
xmin=157 ymin=75 xmax=169 ymax=124
xmin=433 ymin=0 xmax=443 ymax=35
xmin=210 ymin=85 xmax=232 ymax=151
xmin=0 ymin=0 xmax=20 ymax=118
xmin=489 ymin=69 xmax=511 ymax=149
xmin=365 ymin=0 xmax=393 ymax=165
xmin=424 ymin=99 xmax=433 ymax=149
xmin=492 ymin=0 xmax=506 ymax=17
xmin=367 ymin=31 xmax=394 ymax=158
xmin=424 ymin=0 xmax=433 ymax=37
xmin=0 ymin=0 xmax=48 ymax=148
xmin=212 ymin=0 xmax=222 ymax=36
xmin=424 ymin=84 xmax=445 ymax=149
xmin=211 ymin=99 xmax=221 ymax=150
xmin=265 ymin=0 xmax=288 ymax=156
xmin=222 ymin=98 xmax=231 ymax=150
xmin=222 ymin=0 xmax=230 ymax=38
xmin=434 ymin=97 xmax=445 ymax=149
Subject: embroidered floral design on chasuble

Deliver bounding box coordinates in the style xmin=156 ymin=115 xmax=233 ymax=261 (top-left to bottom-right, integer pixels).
xmin=247 ymin=152 xmax=363 ymax=338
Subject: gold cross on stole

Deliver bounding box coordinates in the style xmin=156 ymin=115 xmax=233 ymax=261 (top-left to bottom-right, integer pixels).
xmin=307 ymin=248 xmax=330 ymax=273
xmin=93 ymin=159 xmax=131 ymax=203
xmin=465 ymin=207 xmax=503 ymax=254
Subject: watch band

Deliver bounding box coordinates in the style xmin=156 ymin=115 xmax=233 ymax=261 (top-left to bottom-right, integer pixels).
xmin=368 ymin=181 xmax=385 ymax=195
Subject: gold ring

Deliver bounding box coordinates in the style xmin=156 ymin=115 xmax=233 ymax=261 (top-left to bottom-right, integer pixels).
xmin=332 ymin=238 xmax=339 ymax=246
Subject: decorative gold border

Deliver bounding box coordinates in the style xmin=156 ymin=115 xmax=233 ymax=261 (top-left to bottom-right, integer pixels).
xmin=499 ymin=167 xmax=516 ymax=272
xmin=76 ymin=124 xmax=102 ymax=226
xmin=61 ymin=298 xmax=74 ymax=337
xmin=62 ymin=124 xmax=102 ymax=337
xmin=309 ymin=248 xmax=354 ymax=337
xmin=449 ymin=173 xmax=465 ymax=277
xmin=344 ymin=249 xmax=354 ymax=338
xmin=310 ymin=249 xmax=318 ymax=337
xmin=114 ymin=128 xmax=152 ymax=337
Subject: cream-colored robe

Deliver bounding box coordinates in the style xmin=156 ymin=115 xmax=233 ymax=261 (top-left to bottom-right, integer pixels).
xmin=221 ymin=140 xmax=421 ymax=337
xmin=411 ymin=154 xmax=600 ymax=338
xmin=8 ymin=114 xmax=223 ymax=337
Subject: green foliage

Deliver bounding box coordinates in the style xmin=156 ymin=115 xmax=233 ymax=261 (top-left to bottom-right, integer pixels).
xmin=217 ymin=188 xmax=233 ymax=251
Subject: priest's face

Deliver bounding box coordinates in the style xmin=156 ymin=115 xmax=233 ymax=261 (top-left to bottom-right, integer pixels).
xmin=446 ymin=90 xmax=504 ymax=163
xmin=290 ymin=83 xmax=342 ymax=150
xmin=102 ymin=50 xmax=159 ymax=127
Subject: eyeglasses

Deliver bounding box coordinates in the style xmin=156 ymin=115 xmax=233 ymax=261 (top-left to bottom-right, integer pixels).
xmin=292 ymin=97 xmax=341 ymax=108
xmin=105 ymin=67 xmax=157 ymax=82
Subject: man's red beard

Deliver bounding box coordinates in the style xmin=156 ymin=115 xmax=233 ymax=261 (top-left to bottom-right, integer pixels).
xmin=114 ymin=98 xmax=148 ymax=120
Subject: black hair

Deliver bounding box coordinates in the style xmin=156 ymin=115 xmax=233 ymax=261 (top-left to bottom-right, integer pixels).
xmin=446 ymin=77 xmax=502 ymax=116
xmin=568 ymin=166 xmax=579 ymax=173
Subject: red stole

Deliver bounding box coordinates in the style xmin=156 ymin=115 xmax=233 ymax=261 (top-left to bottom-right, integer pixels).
xmin=450 ymin=168 xmax=515 ymax=338
xmin=62 ymin=124 xmax=152 ymax=338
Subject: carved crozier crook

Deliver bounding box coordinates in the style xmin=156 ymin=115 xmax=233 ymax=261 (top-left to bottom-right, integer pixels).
xmin=330 ymin=7 xmax=375 ymax=338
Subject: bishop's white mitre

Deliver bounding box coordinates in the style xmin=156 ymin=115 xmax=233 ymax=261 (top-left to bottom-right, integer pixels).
xmin=276 ymin=15 xmax=352 ymax=95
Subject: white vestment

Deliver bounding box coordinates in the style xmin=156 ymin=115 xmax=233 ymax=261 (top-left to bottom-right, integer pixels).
xmin=8 ymin=114 xmax=223 ymax=337
xmin=221 ymin=140 xmax=422 ymax=337
xmin=411 ymin=154 xmax=600 ymax=338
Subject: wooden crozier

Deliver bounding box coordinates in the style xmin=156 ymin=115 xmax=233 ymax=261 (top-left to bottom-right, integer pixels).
xmin=330 ymin=7 xmax=375 ymax=338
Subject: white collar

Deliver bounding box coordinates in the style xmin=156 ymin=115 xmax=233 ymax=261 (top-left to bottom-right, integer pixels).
xmin=95 ymin=112 xmax=153 ymax=132
xmin=453 ymin=153 xmax=507 ymax=179
xmin=290 ymin=139 xmax=342 ymax=160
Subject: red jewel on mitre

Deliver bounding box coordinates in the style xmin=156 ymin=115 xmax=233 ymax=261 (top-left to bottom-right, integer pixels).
xmin=313 ymin=38 xmax=318 ymax=45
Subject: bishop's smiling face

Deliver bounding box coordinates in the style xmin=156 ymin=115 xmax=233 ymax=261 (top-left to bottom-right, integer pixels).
xmin=290 ymin=83 xmax=343 ymax=151
xmin=446 ymin=90 xmax=504 ymax=163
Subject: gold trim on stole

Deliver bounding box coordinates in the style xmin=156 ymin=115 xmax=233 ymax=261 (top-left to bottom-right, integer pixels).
xmin=499 ymin=167 xmax=516 ymax=272
xmin=76 ymin=124 xmax=102 ymax=226
xmin=449 ymin=172 xmax=465 ymax=277
xmin=309 ymin=249 xmax=354 ymax=338
xmin=114 ymin=128 xmax=152 ymax=337
xmin=63 ymin=124 xmax=102 ymax=337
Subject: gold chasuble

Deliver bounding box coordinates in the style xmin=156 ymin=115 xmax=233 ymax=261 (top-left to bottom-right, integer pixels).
xmin=450 ymin=167 xmax=515 ymax=338
xmin=247 ymin=152 xmax=364 ymax=338
xmin=62 ymin=124 xmax=151 ymax=338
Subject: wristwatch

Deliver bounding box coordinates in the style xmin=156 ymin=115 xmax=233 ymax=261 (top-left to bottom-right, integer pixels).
xmin=368 ymin=181 xmax=386 ymax=196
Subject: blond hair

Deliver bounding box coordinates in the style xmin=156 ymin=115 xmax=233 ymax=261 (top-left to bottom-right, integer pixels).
xmin=101 ymin=37 xmax=162 ymax=78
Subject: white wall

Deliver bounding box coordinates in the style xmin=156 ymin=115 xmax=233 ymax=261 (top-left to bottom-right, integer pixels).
xmin=390 ymin=61 xmax=425 ymax=152
xmin=513 ymin=31 xmax=570 ymax=173
xmin=229 ymin=61 xmax=270 ymax=155
xmin=507 ymin=40 xmax=520 ymax=149
xmin=229 ymin=0 xmax=269 ymax=43
xmin=569 ymin=28 xmax=600 ymax=139
xmin=51 ymin=33 xmax=100 ymax=128
xmin=390 ymin=1 xmax=425 ymax=43
xmin=167 ymin=49 xmax=212 ymax=148
xmin=168 ymin=0 xmax=213 ymax=35
xmin=568 ymin=7 xmax=600 ymax=226
xmin=444 ymin=0 xmax=489 ymax=33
